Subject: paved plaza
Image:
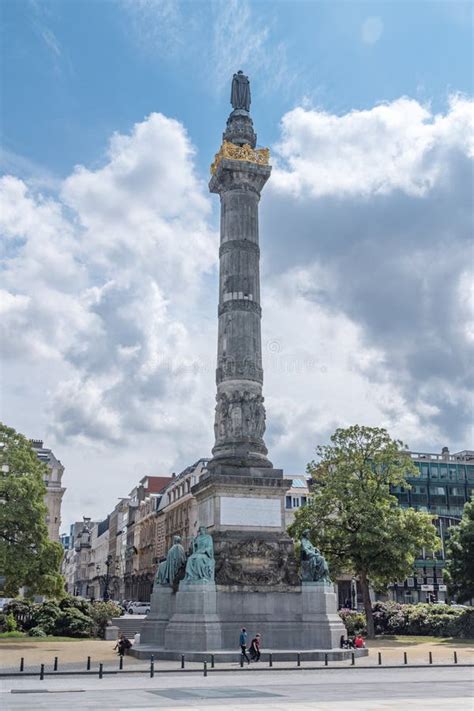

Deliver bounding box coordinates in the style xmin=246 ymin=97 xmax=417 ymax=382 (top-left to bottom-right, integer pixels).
xmin=1 ymin=666 xmax=473 ymax=710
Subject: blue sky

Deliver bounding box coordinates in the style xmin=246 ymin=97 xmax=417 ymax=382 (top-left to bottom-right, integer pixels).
xmin=2 ymin=1 xmax=472 ymax=180
xmin=1 ymin=1 xmax=473 ymax=526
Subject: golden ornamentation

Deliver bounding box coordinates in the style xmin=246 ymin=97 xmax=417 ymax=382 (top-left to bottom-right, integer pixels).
xmin=210 ymin=141 xmax=270 ymax=174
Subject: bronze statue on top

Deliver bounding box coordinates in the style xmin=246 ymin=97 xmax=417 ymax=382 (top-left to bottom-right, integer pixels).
xmin=231 ymin=70 xmax=251 ymax=112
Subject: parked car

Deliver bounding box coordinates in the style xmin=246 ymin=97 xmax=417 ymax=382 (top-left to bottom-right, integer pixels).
xmin=127 ymin=601 xmax=150 ymax=615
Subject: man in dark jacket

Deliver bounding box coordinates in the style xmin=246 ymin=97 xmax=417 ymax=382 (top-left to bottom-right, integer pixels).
xmin=239 ymin=627 xmax=250 ymax=664
xmin=249 ymin=633 xmax=261 ymax=661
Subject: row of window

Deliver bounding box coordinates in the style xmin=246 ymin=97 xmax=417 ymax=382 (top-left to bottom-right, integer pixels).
xmin=285 ymin=495 xmax=308 ymax=509
xmin=414 ymin=462 xmax=474 ymax=481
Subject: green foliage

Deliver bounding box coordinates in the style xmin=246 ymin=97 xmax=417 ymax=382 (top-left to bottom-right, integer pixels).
xmin=0 ymin=423 xmax=65 ymax=597
xmin=30 ymin=601 xmax=61 ymax=636
xmin=2 ymin=596 xmax=105 ymax=638
xmin=445 ymin=498 xmax=474 ymax=603
xmin=4 ymin=613 xmax=17 ymax=632
xmin=54 ymin=609 xmax=94 ymax=638
xmin=28 ymin=626 xmax=47 ymax=637
xmin=343 ymin=601 xmax=473 ymax=637
xmin=90 ymin=601 xmax=122 ymax=638
xmin=0 ymin=631 xmax=25 ymax=638
xmin=290 ymin=425 xmax=441 ymax=636
xmin=338 ymin=608 xmax=367 ymax=635
xmin=59 ymin=595 xmax=91 ymax=615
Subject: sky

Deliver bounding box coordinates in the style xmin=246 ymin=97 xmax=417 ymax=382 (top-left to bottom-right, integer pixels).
xmin=1 ymin=0 xmax=473 ymax=529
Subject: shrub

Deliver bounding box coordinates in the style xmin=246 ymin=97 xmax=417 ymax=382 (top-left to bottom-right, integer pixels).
xmin=59 ymin=595 xmax=92 ymax=616
xmin=28 ymin=626 xmax=47 ymax=637
xmin=3 ymin=599 xmax=34 ymax=630
xmin=338 ymin=608 xmax=367 ymax=635
xmin=90 ymin=601 xmax=122 ymax=638
xmin=339 ymin=602 xmax=473 ymax=638
xmin=54 ymin=609 xmax=94 ymax=638
xmin=449 ymin=609 xmax=474 ymax=639
xmin=30 ymin=601 xmax=61 ymax=636
xmin=5 ymin=613 xmax=17 ymax=633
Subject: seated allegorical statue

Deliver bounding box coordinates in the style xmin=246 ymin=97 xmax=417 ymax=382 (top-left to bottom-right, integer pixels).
xmin=300 ymin=529 xmax=332 ymax=584
xmin=183 ymin=525 xmax=215 ymax=583
xmin=155 ymin=535 xmax=186 ymax=586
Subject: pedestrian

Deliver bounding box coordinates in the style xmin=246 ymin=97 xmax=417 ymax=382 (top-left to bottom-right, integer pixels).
xmin=354 ymin=633 xmax=365 ymax=649
xmin=114 ymin=633 xmax=132 ymax=656
xmin=249 ymin=633 xmax=261 ymax=661
xmin=239 ymin=627 xmax=250 ymax=664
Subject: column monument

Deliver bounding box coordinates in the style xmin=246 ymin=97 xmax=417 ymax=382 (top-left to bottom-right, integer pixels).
xmin=134 ymin=73 xmax=354 ymax=660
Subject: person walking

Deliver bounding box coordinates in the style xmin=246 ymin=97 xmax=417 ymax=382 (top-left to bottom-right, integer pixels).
xmin=239 ymin=627 xmax=250 ymax=664
xmin=249 ymin=633 xmax=261 ymax=661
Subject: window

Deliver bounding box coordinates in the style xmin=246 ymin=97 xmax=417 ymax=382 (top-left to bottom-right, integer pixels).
xmin=292 ymin=497 xmax=300 ymax=508
xmin=301 ymin=496 xmax=307 ymax=506
xmin=430 ymin=465 xmax=439 ymax=479
xmin=421 ymin=464 xmax=429 ymax=477
xmin=440 ymin=466 xmax=447 ymax=480
xmin=285 ymin=496 xmax=292 ymax=509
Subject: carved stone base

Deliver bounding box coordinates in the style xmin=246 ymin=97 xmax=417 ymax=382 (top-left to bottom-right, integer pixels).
xmin=213 ymin=530 xmax=299 ymax=588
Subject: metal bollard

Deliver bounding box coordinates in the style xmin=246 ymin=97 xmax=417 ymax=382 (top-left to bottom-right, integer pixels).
xmin=181 ymin=655 xmax=185 ymax=669
xmin=119 ymin=655 xmax=123 ymax=670
xmin=87 ymin=656 xmax=91 ymax=671
xmin=150 ymin=655 xmax=154 ymax=678
xmin=269 ymin=653 xmax=273 ymax=667
xmin=99 ymin=663 xmax=103 ymax=679
xmin=40 ymin=663 xmax=45 ymax=681
xmin=429 ymin=651 xmax=433 ymax=665
xmin=378 ymin=652 xmax=382 ymax=666
xmin=404 ymin=651 xmax=407 ymax=665
xmin=454 ymin=651 xmax=458 ymax=664
xmin=297 ymin=652 xmax=301 ymax=667
xmin=54 ymin=656 xmax=58 ymax=672
xmin=203 ymin=661 xmax=208 ymax=677
xmin=211 ymin=654 xmax=215 ymax=669
xmin=20 ymin=657 xmax=24 ymax=672
xmin=324 ymin=653 xmax=328 ymax=667
xmin=351 ymin=652 xmax=355 ymax=666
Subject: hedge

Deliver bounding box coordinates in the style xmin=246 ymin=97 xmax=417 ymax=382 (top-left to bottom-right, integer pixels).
xmin=339 ymin=601 xmax=473 ymax=638
xmin=1 ymin=596 xmax=121 ymax=638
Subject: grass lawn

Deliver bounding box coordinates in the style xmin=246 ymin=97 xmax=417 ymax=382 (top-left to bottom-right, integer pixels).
xmin=368 ymin=635 xmax=474 ymax=647
xmin=0 ymin=633 xmax=99 ymax=642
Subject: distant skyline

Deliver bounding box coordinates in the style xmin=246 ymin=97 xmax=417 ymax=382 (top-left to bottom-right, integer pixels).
xmin=1 ymin=0 xmax=473 ymax=527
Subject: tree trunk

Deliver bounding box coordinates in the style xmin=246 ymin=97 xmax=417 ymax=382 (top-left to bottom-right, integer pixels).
xmin=359 ymin=570 xmax=375 ymax=639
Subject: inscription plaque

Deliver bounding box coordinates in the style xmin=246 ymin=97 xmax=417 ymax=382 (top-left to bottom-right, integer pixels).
xmin=220 ymin=496 xmax=281 ymax=527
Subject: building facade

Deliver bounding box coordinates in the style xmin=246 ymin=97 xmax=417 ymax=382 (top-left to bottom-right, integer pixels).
xmin=389 ymin=447 xmax=474 ymax=604
xmin=31 ymin=439 xmax=66 ymax=541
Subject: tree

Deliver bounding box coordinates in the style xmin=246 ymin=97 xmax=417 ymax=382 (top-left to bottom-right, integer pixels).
xmin=289 ymin=425 xmax=440 ymax=638
xmin=445 ymin=498 xmax=474 ymax=603
xmin=0 ymin=423 xmax=64 ymax=597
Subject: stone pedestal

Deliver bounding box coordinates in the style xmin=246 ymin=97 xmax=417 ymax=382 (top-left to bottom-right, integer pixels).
xmin=301 ymin=582 xmax=346 ymax=649
xmin=133 ymin=582 xmax=347 ymax=659
xmin=139 ymin=586 xmax=175 ymax=647
xmin=164 ymin=582 xmax=222 ymax=651
xmin=192 ymin=466 xmax=299 ymax=587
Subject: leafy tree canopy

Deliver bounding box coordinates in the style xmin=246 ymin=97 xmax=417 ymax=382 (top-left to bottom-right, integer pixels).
xmin=445 ymin=497 xmax=474 ymax=603
xmin=289 ymin=425 xmax=440 ymax=637
xmin=0 ymin=423 xmax=64 ymax=597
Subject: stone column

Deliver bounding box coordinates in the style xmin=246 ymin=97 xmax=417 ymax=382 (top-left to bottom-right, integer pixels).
xmin=209 ymin=140 xmax=271 ymax=469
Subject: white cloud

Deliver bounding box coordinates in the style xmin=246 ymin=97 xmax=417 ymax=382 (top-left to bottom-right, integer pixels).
xmin=361 ymin=16 xmax=384 ymax=45
xmin=272 ymin=95 xmax=474 ymax=198
xmin=1 ymin=95 xmax=472 ymax=525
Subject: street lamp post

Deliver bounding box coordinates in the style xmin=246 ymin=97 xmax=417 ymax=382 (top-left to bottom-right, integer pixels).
xmin=103 ymin=554 xmax=113 ymax=602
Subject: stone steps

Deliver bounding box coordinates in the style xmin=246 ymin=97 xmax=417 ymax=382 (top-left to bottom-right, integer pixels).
xmin=111 ymin=616 xmax=146 ymax=639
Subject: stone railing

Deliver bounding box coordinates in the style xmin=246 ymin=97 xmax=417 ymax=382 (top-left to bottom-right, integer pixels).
xmin=211 ymin=141 xmax=270 ymax=174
